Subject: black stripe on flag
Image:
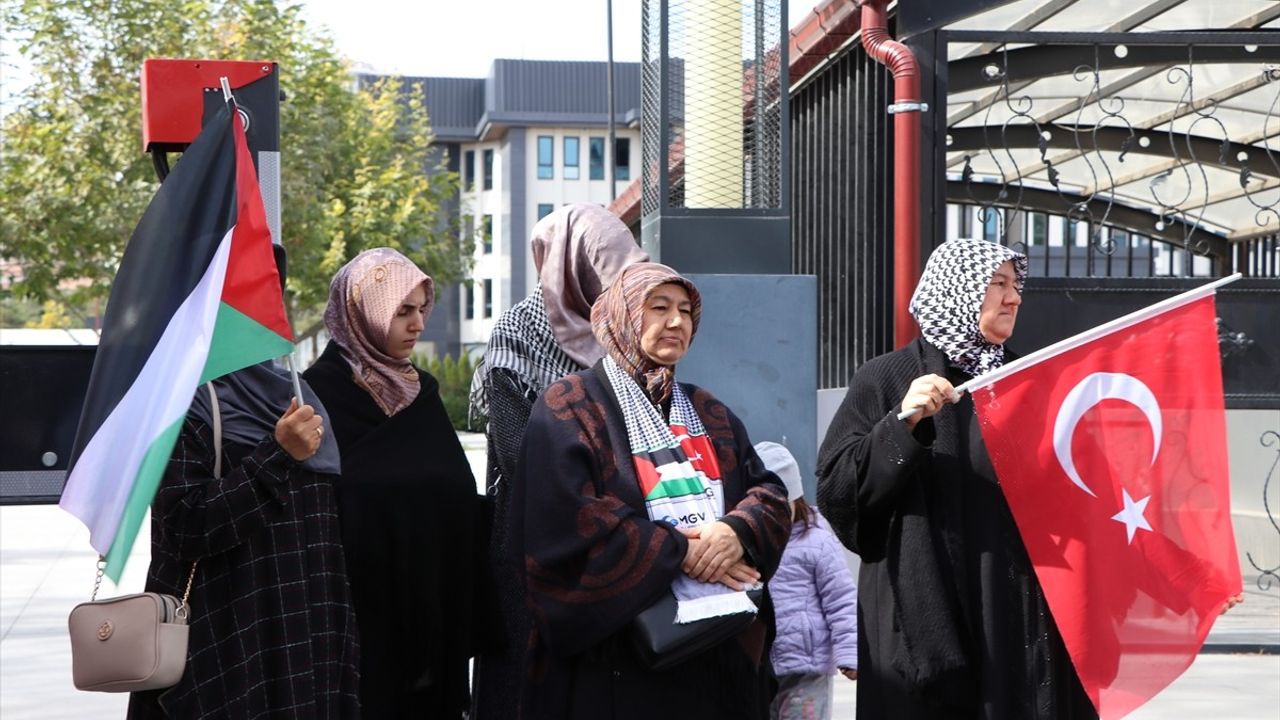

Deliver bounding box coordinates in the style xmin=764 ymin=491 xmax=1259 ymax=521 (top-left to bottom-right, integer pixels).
xmin=67 ymin=104 xmax=240 ymax=473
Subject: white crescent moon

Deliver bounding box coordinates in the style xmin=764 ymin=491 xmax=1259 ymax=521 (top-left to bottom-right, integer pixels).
xmin=1052 ymin=372 xmax=1162 ymax=498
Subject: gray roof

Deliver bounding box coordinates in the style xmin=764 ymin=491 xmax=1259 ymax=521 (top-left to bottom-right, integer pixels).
xmin=410 ymin=77 xmax=485 ymax=141
xmin=386 ymin=59 xmax=642 ymax=143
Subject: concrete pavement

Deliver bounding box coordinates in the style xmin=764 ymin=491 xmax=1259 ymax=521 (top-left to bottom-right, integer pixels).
xmin=3 ymin=430 xmax=1277 ymax=718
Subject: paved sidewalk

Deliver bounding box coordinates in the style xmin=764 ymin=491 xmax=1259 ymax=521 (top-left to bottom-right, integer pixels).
xmin=1 ymin=438 xmax=492 ymax=719
xmin=4 ymin=427 xmax=1278 ymax=720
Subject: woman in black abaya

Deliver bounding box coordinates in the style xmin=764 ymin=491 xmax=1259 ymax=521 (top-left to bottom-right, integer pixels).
xmin=304 ymin=247 xmax=488 ymax=718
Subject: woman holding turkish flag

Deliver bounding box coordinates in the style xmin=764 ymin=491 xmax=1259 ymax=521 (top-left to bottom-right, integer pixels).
xmin=816 ymin=238 xmax=1097 ymax=719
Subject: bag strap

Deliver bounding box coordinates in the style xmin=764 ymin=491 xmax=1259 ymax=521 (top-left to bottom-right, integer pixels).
xmin=207 ymin=381 xmax=223 ymax=480
xmin=177 ymin=383 xmax=224 ymax=614
xmin=89 ymin=386 xmax=218 ymax=607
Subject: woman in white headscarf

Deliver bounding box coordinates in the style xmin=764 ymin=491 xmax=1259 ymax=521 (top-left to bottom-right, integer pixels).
xmin=816 ymin=238 xmax=1097 ymax=720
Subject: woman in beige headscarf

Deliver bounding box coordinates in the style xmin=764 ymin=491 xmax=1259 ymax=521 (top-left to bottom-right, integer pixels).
xmin=305 ymin=247 xmax=489 ymax=719
xmin=470 ymin=203 xmax=647 ymax=720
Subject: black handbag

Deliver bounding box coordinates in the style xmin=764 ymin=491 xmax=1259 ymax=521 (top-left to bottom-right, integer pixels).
xmin=631 ymin=587 xmax=763 ymax=671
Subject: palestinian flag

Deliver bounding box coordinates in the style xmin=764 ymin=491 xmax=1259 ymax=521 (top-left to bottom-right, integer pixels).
xmin=60 ymin=101 xmax=293 ymax=582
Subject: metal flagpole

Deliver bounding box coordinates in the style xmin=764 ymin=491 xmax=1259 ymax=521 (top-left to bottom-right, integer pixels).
xmin=607 ymin=0 xmax=617 ymax=200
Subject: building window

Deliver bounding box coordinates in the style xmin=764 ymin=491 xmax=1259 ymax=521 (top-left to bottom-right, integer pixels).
xmin=564 ymin=137 xmax=580 ymax=180
xmin=956 ymin=204 xmax=972 ymax=239
xmin=1110 ymin=228 xmax=1129 ymax=250
xmin=537 ymin=203 xmax=554 ymax=220
xmin=482 ymin=215 xmax=493 ymax=254
xmin=589 ymin=137 xmax=605 ymax=180
xmin=464 ymin=284 xmax=475 ymax=319
xmin=461 ymin=214 xmax=474 ymax=250
xmin=464 ymin=150 xmax=475 ymax=191
xmin=614 ymin=137 xmax=631 ymax=181
xmin=982 ymin=209 xmax=1001 ymax=242
xmin=483 ymin=279 xmax=494 ymax=318
xmin=1029 ymin=212 xmax=1047 ymax=246
xmin=537 ymin=136 xmax=554 ymax=180
xmin=483 ymin=149 xmax=494 ymax=190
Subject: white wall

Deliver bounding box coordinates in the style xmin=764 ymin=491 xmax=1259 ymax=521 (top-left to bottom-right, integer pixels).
xmin=458 ymin=140 xmax=506 ymax=349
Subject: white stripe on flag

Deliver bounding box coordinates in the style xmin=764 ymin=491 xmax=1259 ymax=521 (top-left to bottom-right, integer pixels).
xmin=59 ymin=227 xmax=235 ymax=556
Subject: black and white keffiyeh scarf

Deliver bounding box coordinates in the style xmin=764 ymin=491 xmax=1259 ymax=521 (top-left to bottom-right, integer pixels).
xmin=602 ymin=356 xmax=759 ymax=623
xmin=469 ymin=286 xmax=582 ymax=419
xmin=908 ymin=238 xmax=1028 ymax=376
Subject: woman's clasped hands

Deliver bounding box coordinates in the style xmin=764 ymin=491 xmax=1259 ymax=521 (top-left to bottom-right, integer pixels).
xmin=679 ymin=521 xmax=760 ymax=591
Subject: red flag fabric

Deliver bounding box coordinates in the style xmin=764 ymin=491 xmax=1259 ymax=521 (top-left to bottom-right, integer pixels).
xmin=971 ymin=294 xmax=1242 ymax=720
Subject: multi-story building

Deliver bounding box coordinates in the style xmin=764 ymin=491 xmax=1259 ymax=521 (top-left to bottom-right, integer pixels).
xmin=402 ymin=59 xmax=641 ymax=358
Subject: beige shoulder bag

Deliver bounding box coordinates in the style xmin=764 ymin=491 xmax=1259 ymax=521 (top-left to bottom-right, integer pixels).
xmin=67 ymin=383 xmax=219 ymax=692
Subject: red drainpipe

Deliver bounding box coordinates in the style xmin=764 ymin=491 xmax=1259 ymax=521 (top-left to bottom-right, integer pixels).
xmin=859 ymin=0 xmax=923 ymax=347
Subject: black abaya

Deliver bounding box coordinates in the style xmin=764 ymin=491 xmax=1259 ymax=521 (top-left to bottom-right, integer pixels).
xmin=817 ymin=339 xmax=1097 ymax=720
xmin=305 ymin=342 xmax=488 ymax=719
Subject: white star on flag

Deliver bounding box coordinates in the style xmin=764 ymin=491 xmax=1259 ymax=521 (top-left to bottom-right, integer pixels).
xmin=1111 ymin=488 xmax=1153 ymax=544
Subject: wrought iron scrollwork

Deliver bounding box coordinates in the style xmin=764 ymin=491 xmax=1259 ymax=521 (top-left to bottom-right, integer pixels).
xmin=1246 ymin=430 xmax=1280 ymax=592
xmin=956 ymin=39 xmax=1280 ymax=268
xmin=1241 ymin=65 xmax=1280 ymax=232
xmin=1216 ymin=317 xmax=1254 ymax=358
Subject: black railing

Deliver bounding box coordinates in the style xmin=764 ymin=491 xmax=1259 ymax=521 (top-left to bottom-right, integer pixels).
xmin=791 ymin=44 xmax=895 ymax=389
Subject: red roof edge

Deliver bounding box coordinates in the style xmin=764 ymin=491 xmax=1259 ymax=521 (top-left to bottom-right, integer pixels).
xmin=609 ymin=0 xmax=862 ymax=225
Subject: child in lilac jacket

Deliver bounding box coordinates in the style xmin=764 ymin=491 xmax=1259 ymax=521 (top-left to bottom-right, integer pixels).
xmin=757 ymin=442 xmax=858 ymax=720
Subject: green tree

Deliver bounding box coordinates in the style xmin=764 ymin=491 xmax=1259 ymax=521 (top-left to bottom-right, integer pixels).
xmin=24 ymin=299 xmax=75 ymax=328
xmin=415 ymin=350 xmax=482 ymax=432
xmin=0 ymin=0 xmax=470 ymax=334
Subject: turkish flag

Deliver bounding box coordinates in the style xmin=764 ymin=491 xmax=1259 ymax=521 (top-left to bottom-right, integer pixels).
xmin=971 ymin=295 xmax=1242 ymax=719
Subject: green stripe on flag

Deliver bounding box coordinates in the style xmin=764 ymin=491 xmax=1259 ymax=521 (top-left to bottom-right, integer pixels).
xmin=201 ymin=302 xmax=294 ymax=384
xmin=645 ymin=476 xmax=707 ymax=501
xmin=103 ymin=417 xmax=184 ymax=582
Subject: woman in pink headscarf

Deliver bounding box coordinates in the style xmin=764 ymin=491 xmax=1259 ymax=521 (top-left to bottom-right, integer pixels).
xmin=470 ymin=204 xmax=647 ymax=720
xmin=304 ymin=248 xmax=489 ymax=719
xmin=512 ymin=262 xmax=792 ymax=720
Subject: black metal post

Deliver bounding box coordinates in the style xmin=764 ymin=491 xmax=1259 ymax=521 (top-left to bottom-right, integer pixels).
xmin=607 ymin=0 xmax=617 ymax=200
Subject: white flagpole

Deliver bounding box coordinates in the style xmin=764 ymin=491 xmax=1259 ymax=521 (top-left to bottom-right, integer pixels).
xmin=287 ymin=348 xmax=305 ymax=404
xmin=896 ymin=272 xmax=1242 ymax=421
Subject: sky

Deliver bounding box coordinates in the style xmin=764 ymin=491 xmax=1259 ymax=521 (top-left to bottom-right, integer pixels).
xmin=297 ymin=0 xmax=818 ymax=77
xmin=2 ymin=1 xmax=818 ymax=112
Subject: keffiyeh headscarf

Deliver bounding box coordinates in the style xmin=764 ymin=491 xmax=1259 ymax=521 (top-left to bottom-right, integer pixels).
xmin=468 ymin=204 xmax=647 ymax=418
xmin=590 ymin=262 xmax=702 ymax=406
xmin=324 ymin=247 xmax=433 ymax=416
xmin=908 ymin=238 xmax=1027 ymax=376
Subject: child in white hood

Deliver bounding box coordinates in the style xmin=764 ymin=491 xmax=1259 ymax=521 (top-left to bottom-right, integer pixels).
xmin=757 ymin=441 xmax=858 ymax=720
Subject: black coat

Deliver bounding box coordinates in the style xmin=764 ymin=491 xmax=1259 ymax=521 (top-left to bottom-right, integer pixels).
xmin=304 ymin=342 xmax=491 ymax=719
xmin=513 ymin=365 xmax=793 ymax=720
xmin=817 ymin=339 xmax=1096 ymax=720
xmin=127 ymin=414 xmax=360 ymax=719
xmin=471 ymin=366 xmax=542 ymax=720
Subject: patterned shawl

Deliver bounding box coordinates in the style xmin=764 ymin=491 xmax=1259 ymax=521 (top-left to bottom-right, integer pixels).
xmin=323 ymin=247 xmax=432 ymax=416
xmin=590 ymin=262 xmax=702 ymax=406
xmin=601 ymin=356 xmax=758 ymax=623
xmin=908 ymin=238 xmax=1027 ymax=376
xmin=468 ymin=287 xmax=579 ymax=418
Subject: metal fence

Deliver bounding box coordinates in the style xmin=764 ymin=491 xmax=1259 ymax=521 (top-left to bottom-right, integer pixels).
xmin=791 ymin=45 xmax=895 ymax=389
xmin=641 ymin=0 xmax=786 ymax=215
xmin=791 ymin=26 xmax=1280 ymax=389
